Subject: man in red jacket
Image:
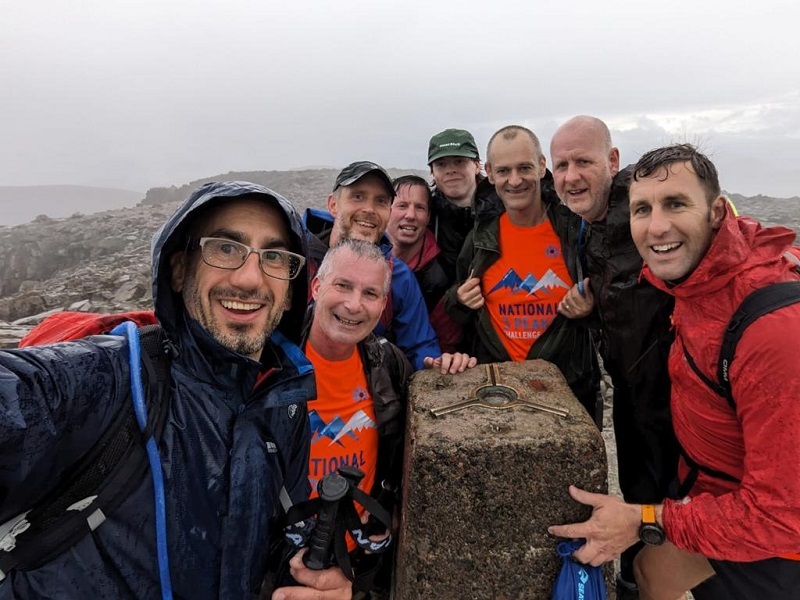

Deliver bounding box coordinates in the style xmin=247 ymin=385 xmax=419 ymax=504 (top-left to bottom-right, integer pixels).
xmin=549 ymin=144 xmax=800 ymax=600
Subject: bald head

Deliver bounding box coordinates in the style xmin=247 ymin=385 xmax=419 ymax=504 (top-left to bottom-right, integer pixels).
xmin=550 ymin=115 xmax=620 ymax=223
xmin=487 ymin=125 xmax=543 ymax=164
xmin=553 ymin=116 xmax=613 ymax=153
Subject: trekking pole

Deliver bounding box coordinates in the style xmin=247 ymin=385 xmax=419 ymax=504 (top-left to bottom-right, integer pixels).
xmin=302 ymin=473 xmax=350 ymax=570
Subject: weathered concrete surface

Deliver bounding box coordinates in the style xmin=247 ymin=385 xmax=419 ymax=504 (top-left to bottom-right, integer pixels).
xmin=395 ymin=360 xmax=609 ymax=600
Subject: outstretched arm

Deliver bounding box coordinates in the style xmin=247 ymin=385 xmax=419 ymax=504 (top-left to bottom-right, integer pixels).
xmin=386 ymin=258 xmax=442 ymax=370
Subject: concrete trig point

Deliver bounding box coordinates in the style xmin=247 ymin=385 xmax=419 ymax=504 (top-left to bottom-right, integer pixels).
xmin=430 ymin=363 xmax=569 ymax=419
xmin=395 ymin=360 xmax=608 ymax=600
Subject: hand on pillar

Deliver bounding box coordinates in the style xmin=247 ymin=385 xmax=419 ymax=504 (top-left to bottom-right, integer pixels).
xmin=547 ymin=485 xmax=640 ymax=566
xmin=423 ymin=352 xmax=478 ymax=374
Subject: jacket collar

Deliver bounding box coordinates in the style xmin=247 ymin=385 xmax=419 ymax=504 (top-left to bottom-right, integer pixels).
xmin=400 ymin=229 xmax=442 ymax=271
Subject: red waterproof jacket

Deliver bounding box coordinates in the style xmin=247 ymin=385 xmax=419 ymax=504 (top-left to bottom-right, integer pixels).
xmin=644 ymin=207 xmax=800 ymax=561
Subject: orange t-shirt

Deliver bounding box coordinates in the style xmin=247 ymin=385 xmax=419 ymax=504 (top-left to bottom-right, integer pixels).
xmin=482 ymin=213 xmax=572 ymax=361
xmin=305 ymin=342 xmax=378 ymax=552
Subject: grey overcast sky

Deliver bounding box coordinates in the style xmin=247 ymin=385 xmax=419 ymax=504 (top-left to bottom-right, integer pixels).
xmin=2 ymin=0 xmax=800 ymax=197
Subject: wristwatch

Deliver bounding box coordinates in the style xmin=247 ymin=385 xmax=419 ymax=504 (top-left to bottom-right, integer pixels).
xmin=638 ymin=504 xmax=666 ymax=546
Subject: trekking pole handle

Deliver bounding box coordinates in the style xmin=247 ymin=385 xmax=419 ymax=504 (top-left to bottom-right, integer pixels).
xmin=302 ymin=474 xmax=349 ymax=570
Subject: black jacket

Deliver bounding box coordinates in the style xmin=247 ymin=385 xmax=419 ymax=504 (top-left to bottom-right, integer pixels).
xmin=584 ymin=167 xmax=674 ymax=384
xmin=428 ymin=174 xmax=491 ymax=275
xmin=583 ymin=167 xmax=678 ymax=505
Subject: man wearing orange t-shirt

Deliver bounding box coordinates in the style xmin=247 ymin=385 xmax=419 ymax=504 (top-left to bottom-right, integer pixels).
xmin=444 ymin=125 xmax=600 ymax=422
xmin=303 ymin=239 xmax=477 ymax=596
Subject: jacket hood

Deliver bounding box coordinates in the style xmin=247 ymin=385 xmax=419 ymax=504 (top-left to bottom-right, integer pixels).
xmin=151 ymin=180 xmax=309 ymax=346
xmin=644 ymin=205 xmax=798 ymax=298
xmin=303 ymin=207 xmax=335 ymax=245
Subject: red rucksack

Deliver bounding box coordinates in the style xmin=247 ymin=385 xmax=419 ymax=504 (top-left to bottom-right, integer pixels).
xmin=18 ymin=310 xmax=157 ymax=347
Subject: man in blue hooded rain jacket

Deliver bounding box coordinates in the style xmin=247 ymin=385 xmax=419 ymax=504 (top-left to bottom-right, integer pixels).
xmin=0 ymin=182 xmax=351 ymax=600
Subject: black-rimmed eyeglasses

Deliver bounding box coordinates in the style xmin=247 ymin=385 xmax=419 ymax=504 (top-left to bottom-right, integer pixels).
xmin=190 ymin=237 xmax=306 ymax=281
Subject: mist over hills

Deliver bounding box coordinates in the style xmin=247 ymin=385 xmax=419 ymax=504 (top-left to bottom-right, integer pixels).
xmin=0 ymin=168 xmax=422 ymax=228
xmin=0 ymin=167 xmax=797 ymax=346
xmin=0 ymin=185 xmax=143 ymax=227
xmin=137 ymin=167 xmax=426 ymax=214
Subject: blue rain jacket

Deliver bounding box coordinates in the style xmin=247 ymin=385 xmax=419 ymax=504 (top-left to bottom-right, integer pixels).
xmin=0 ymin=181 xmax=316 ymax=599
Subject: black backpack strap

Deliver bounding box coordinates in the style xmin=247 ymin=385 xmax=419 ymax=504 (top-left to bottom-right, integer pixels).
xmin=371 ymin=340 xmax=410 ymax=516
xmin=673 ymin=444 xmax=741 ymax=498
xmin=0 ymin=324 xmax=173 ymax=578
xmin=138 ymin=325 xmax=173 ymax=442
xmin=717 ymin=281 xmax=800 ymax=408
xmin=674 ymin=280 xmax=800 ymax=496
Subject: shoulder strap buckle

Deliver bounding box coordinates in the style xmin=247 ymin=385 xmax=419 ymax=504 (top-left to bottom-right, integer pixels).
xmin=0 ymin=512 xmax=31 ymax=552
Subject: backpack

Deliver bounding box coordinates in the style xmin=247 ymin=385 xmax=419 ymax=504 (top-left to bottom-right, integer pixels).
xmin=0 ymin=313 xmax=173 ymax=590
xmin=6 ymin=311 xmax=298 ymax=596
xmin=17 ymin=310 xmax=159 ymax=347
xmin=677 ymin=278 xmax=800 ymax=496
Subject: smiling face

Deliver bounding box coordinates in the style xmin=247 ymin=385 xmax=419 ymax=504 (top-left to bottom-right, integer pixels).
xmin=486 ymin=133 xmax=547 ymax=218
xmin=386 ymin=183 xmax=431 ymax=251
xmin=550 ymin=118 xmax=619 ymax=223
xmin=629 ymin=161 xmax=725 ymax=283
xmin=310 ymin=246 xmax=389 ymax=358
xmin=328 ymin=173 xmax=393 ymax=245
xmin=170 ymin=197 xmax=291 ymax=360
xmin=430 ymin=156 xmax=481 ymax=206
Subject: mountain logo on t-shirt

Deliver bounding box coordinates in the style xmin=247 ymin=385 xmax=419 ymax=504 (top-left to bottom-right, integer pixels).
xmin=488 ymin=268 xmax=525 ymax=294
xmin=309 ymin=409 xmax=376 ymax=446
xmin=488 ymin=268 xmax=569 ymax=297
xmin=527 ymin=269 xmax=570 ymax=296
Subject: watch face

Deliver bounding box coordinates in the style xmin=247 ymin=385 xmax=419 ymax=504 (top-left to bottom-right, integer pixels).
xmin=639 ymin=524 xmax=666 ymax=546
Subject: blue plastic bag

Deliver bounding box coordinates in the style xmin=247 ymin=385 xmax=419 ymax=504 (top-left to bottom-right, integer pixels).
xmin=552 ymin=539 xmax=607 ymax=600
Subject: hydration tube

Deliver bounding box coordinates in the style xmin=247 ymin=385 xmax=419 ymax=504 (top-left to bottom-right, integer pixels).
xmin=112 ymin=322 xmax=174 ymax=600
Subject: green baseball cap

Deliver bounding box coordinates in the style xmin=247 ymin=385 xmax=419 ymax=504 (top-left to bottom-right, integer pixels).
xmin=427 ymin=128 xmax=480 ymax=164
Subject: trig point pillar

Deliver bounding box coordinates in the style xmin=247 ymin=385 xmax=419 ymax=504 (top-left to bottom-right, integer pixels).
xmin=394 ymin=360 xmax=608 ymax=599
